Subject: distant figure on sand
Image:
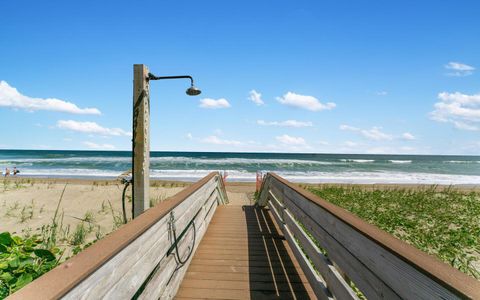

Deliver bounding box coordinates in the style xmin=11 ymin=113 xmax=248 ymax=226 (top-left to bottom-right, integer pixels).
xmin=13 ymin=167 xmax=19 ymax=176
xmin=4 ymin=168 xmax=10 ymax=177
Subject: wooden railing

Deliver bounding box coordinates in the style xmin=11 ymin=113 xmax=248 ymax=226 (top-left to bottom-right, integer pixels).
xmin=258 ymin=173 xmax=480 ymax=300
xmin=9 ymin=172 xmax=228 ymax=300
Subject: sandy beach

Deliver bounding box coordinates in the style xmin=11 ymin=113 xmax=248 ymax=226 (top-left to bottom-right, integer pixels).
xmin=0 ymin=178 xmax=256 ymax=243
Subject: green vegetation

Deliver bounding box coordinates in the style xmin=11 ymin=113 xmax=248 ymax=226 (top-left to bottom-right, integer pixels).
xmin=0 ymin=232 xmax=59 ymax=298
xmin=70 ymin=223 xmax=87 ymax=246
xmin=149 ymin=192 xmax=167 ymax=207
xmin=0 ymin=178 xmax=146 ymax=297
xmin=107 ymin=200 xmax=124 ymax=230
xmin=309 ymin=185 xmax=480 ymax=278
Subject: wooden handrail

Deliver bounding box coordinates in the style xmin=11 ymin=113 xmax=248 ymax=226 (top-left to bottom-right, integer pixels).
xmin=9 ymin=172 xmax=227 ymax=300
xmin=259 ymin=172 xmax=480 ymax=300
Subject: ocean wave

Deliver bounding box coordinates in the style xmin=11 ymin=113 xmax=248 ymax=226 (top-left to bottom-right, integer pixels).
xmin=16 ymin=168 xmax=480 ymax=185
xmin=388 ymin=160 xmax=412 ymax=164
xmin=340 ymin=159 xmax=375 ymax=163
xmin=0 ymin=157 xmax=130 ymax=164
xmin=444 ymin=160 xmax=478 ymax=164
xmin=0 ymin=156 xmax=335 ymax=166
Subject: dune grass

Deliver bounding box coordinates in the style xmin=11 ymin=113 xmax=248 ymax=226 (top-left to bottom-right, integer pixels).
xmin=308 ymin=185 xmax=480 ymax=278
xmin=0 ymin=183 xmax=125 ymax=298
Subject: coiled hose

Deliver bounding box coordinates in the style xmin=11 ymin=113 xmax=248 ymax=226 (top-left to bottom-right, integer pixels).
xmin=168 ymin=211 xmax=197 ymax=266
xmin=121 ymin=178 xmax=131 ymax=224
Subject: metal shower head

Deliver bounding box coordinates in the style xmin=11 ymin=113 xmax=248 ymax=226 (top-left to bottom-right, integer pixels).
xmin=186 ymin=85 xmax=201 ymax=96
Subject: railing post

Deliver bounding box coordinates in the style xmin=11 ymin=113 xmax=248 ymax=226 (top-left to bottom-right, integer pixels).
xmin=132 ymin=64 xmax=150 ymax=217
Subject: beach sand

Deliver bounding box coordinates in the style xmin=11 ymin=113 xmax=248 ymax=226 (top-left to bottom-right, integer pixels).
xmin=0 ymin=178 xmax=256 ymax=248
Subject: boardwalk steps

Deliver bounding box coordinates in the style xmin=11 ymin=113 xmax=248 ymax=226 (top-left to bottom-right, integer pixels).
xmin=9 ymin=172 xmax=480 ymax=299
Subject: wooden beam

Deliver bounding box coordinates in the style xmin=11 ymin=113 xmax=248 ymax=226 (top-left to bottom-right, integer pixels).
xmin=132 ymin=64 xmax=150 ymax=217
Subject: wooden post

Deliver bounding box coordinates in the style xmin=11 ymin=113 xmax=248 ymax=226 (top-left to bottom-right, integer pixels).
xmin=132 ymin=64 xmax=150 ymax=217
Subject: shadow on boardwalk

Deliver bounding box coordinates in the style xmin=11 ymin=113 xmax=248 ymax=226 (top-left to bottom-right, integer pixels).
xmin=244 ymin=205 xmax=313 ymax=299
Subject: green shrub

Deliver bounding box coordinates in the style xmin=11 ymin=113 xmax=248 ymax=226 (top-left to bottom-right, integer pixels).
xmin=0 ymin=232 xmax=59 ymax=298
xmin=309 ymin=186 xmax=480 ymax=278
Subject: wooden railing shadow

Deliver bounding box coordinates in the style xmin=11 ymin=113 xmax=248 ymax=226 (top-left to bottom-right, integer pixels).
xmin=243 ymin=205 xmax=311 ymax=299
xmin=257 ymin=172 xmax=480 ymax=300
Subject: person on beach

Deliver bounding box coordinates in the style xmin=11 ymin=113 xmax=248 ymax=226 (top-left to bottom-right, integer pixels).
xmin=4 ymin=168 xmax=10 ymax=177
xmin=13 ymin=167 xmax=19 ymax=176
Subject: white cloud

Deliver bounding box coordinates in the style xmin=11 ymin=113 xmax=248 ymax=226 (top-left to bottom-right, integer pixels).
xmin=340 ymin=124 xmax=393 ymax=141
xmin=199 ymin=98 xmax=231 ymax=109
xmin=201 ymin=135 xmax=243 ymax=146
xmin=83 ymin=141 xmax=116 ymax=150
xmin=275 ymin=134 xmax=307 ymax=146
xmin=0 ymin=81 xmax=101 ymax=115
xmin=376 ymin=91 xmax=388 ymax=96
xmin=452 ymin=121 xmax=479 ymax=131
xmin=248 ymin=90 xmax=264 ymax=106
xmin=402 ymin=132 xmax=416 ymax=140
xmin=445 ymin=62 xmax=475 ymax=76
xmin=257 ymin=119 xmax=313 ymax=128
xmin=57 ymin=120 xmax=132 ymax=136
xmin=430 ymin=92 xmax=480 ymax=130
xmin=339 ymin=125 xmax=357 ymax=131
xmin=276 ymin=92 xmax=335 ymax=112
xmin=186 ymin=133 xmax=193 ymax=140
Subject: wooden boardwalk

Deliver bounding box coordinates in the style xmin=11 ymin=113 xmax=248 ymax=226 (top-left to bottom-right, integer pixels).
xmin=176 ymin=204 xmax=315 ymax=299
xmin=11 ymin=173 xmax=480 ymax=300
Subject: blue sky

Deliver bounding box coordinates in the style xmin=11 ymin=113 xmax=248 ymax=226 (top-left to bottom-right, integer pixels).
xmin=1 ymin=0 xmax=479 ymax=154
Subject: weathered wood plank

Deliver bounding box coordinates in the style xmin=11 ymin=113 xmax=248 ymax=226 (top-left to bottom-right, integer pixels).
xmin=180 ymin=279 xmax=313 ymax=292
xmin=63 ymin=177 xmax=218 ymax=299
xmin=184 ymin=269 xmax=311 ymax=289
xmin=158 ymin=190 xmax=219 ymax=299
xmin=268 ymin=199 xmax=332 ymax=300
xmin=266 ymin=173 xmax=480 ymax=300
xmin=257 ymin=175 xmax=272 ymax=206
xmin=132 ymin=64 xmax=150 ymax=217
xmin=279 ymin=182 xmax=451 ymax=299
xmin=274 ymin=184 xmax=401 ymax=300
xmin=177 ymin=205 xmax=317 ymax=299
xmin=140 ymin=182 xmax=220 ymax=299
xmin=282 ymin=207 xmax=359 ymax=300
xmin=184 ymin=271 xmax=310 ymax=284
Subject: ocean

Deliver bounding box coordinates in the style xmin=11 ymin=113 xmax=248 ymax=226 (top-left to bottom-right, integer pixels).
xmin=0 ymin=150 xmax=479 ymax=184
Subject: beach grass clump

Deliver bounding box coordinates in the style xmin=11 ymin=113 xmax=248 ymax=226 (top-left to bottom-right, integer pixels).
xmin=107 ymin=200 xmax=124 ymax=230
xmin=19 ymin=200 xmax=35 ymax=223
xmin=0 ymin=232 xmax=59 ymax=298
xmin=70 ymin=223 xmax=86 ymax=246
xmin=149 ymin=192 xmax=167 ymax=207
xmin=4 ymin=202 xmax=20 ymax=218
xmin=309 ymin=185 xmax=480 ymax=278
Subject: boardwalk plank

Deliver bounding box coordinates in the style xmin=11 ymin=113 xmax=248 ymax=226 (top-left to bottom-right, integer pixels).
xmin=176 ymin=205 xmax=315 ymax=299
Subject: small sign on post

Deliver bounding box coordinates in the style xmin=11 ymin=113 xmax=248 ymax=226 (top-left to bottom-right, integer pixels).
xmin=132 ymin=64 xmax=150 ymax=217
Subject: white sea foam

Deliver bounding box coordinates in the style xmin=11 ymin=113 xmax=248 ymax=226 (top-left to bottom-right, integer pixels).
xmin=19 ymin=168 xmax=121 ymax=178
xmin=340 ymin=159 xmax=375 ymax=163
xmin=388 ymin=160 xmax=412 ymax=164
xmin=17 ymin=168 xmax=480 ymax=185
xmin=444 ymin=160 xmax=476 ymax=164
xmin=0 ymin=156 xmax=335 ymax=166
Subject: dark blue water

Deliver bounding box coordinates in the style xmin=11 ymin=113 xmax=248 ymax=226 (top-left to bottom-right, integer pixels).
xmin=0 ymin=150 xmax=479 ymax=184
